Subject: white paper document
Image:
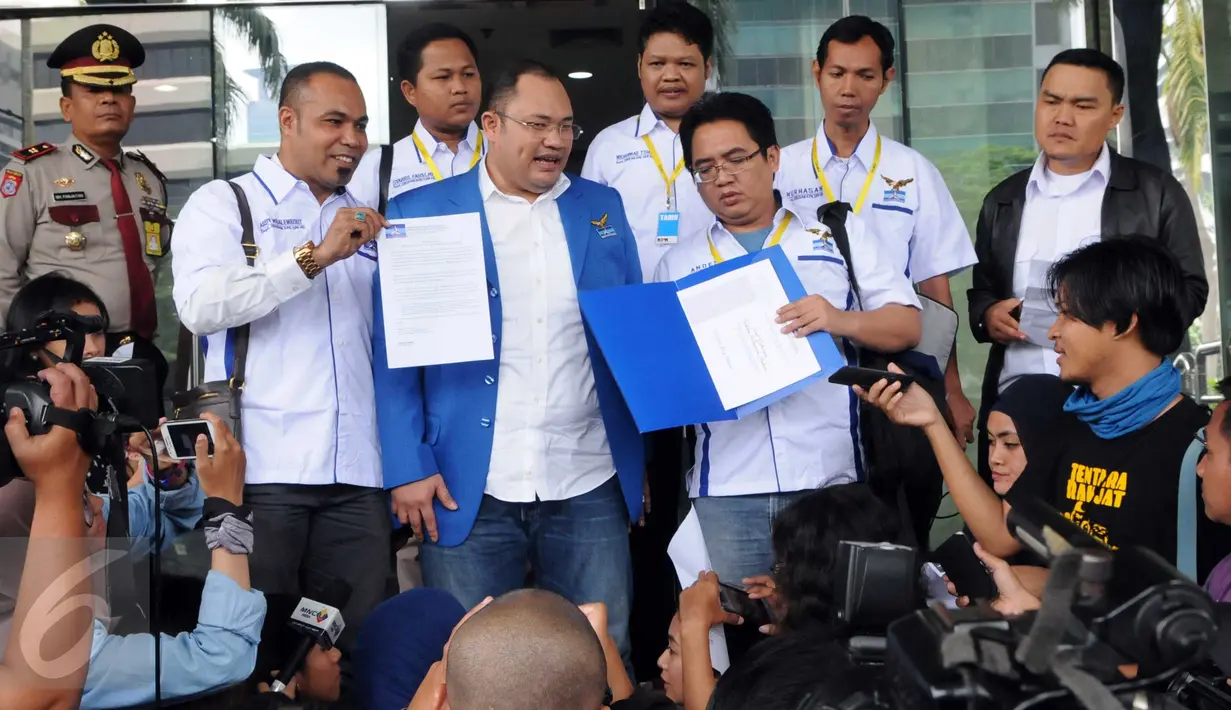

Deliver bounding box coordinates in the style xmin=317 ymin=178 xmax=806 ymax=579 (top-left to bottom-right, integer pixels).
xmin=667 ymin=507 xmax=731 ymax=673
xmin=377 ymin=214 xmax=494 ymax=368
xmin=676 ymin=259 xmax=821 ymax=410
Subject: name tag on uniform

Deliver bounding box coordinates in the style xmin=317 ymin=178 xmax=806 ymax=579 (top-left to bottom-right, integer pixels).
xmin=656 ymin=211 xmax=680 ymax=245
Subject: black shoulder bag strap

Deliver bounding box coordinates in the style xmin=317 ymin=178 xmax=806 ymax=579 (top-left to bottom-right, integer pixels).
xmin=816 ymin=200 xmax=918 ymax=549
xmin=173 ymin=181 xmax=257 ymax=392
xmin=377 ymin=144 xmax=394 ymax=216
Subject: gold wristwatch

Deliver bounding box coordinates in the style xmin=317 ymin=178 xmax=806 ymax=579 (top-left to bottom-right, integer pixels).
xmin=293 ymin=241 xmax=324 ymax=279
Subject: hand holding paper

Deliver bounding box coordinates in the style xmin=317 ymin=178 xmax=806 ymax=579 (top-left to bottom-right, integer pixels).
xmin=578 ymin=246 xmax=845 ymax=432
xmin=377 ymin=214 xmax=494 ymax=368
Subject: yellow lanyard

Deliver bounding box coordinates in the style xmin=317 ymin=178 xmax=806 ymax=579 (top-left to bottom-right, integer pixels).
xmin=642 ymin=135 xmax=685 ymax=210
xmin=411 ymin=131 xmax=484 ymax=182
xmin=707 ymin=213 xmax=794 ymax=264
xmin=810 ymin=134 xmax=882 ymax=213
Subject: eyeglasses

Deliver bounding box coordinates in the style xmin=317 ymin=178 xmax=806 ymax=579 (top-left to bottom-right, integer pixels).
xmin=1195 ymin=426 xmax=1208 ymax=459
xmin=692 ymin=148 xmax=767 ymax=184
xmin=496 ymin=112 xmax=583 ymax=140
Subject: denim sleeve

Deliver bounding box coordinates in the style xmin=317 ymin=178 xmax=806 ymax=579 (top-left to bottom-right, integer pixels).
xmin=102 ymin=474 xmax=204 ymax=549
xmin=80 ymin=570 xmax=266 ymax=710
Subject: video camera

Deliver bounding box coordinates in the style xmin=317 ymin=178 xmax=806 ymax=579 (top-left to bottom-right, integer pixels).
xmin=880 ymin=497 xmax=1227 ymax=710
xmin=0 ymin=310 xmax=161 ymax=488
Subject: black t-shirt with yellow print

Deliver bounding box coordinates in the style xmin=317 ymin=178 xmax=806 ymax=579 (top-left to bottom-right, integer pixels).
xmin=1008 ymin=396 xmax=1231 ymax=581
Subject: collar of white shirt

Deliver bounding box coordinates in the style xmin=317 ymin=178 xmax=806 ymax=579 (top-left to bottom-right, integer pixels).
xmin=706 ymin=198 xmax=802 ymax=252
xmin=1027 ymin=142 xmax=1111 ymax=198
xmin=413 ymin=119 xmax=484 ymax=161
xmin=813 ymin=120 xmax=881 ymax=172
xmin=476 ymin=157 xmax=571 ymax=204
xmin=258 ymin=153 xmax=353 ymax=204
xmin=634 ymin=102 xmax=672 ymax=139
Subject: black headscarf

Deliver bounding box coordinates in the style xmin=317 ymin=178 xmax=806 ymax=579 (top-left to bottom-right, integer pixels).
xmin=989 ymin=375 xmax=1075 ymax=465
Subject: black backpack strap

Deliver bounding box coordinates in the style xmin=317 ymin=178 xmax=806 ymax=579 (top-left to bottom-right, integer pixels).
xmin=377 ymin=144 xmax=394 ymax=216
xmin=818 ymin=201 xmax=861 ymax=309
xmin=173 ymin=181 xmax=256 ymax=393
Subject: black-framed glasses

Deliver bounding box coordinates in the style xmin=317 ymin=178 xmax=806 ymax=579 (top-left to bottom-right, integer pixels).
xmin=692 ymin=147 xmax=767 ymax=184
xmin=1195 ymin=426 xmax=1208 ymax=458
xmin=496 ymin=112 xmax=582 ymax=140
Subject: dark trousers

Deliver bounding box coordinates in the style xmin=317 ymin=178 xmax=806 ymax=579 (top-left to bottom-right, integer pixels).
xmin=245 ymin=483 xmax=392 ymax=655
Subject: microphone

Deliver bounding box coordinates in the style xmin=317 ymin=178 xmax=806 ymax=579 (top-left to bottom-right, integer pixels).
xmin=269 ymin=578 xmax=352 ymax=694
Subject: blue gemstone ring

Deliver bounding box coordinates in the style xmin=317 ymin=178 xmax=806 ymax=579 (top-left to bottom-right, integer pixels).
xmin=355 ymin=211 xmax=367 ymax=223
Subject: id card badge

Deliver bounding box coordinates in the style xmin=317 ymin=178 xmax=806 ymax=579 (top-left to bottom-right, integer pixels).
xmin=656 ymin=211 xmax=680 ymax=245
xmin=144 ymin=221 xmax=163 ymax=256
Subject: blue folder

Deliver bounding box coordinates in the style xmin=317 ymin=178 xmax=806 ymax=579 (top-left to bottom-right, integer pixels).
xmin=580 ymin=245 xmax=845 ymax=433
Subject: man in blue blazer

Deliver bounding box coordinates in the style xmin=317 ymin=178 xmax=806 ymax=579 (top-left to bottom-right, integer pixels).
xmin=372 ymin=60 xmax=645 ymax=658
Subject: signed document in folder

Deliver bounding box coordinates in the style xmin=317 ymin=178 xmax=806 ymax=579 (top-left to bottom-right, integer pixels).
xmin=676 ymin=259 xmax=822 ymax=410
xmin=377 ymin=214 xmax=494 ymax=368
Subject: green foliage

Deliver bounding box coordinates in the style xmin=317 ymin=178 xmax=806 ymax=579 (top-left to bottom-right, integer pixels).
xmin=1162 ymin=0 xmax=1208 ymax=192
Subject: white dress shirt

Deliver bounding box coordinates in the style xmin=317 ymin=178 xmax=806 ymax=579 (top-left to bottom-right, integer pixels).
xmin=776 ymin=121 xmax=976 ymax=284
xmin=653 ymin=203 xmax=920 ymax=498
xmin=349 ymin=120 xmax=485 ymax=208
xmin=478 ymin=161 xmax=616 ymax=502
xmin=172 ymin=154 xmax=381 ymax=487
xmin=999 ymin=144 xmax=1110 ymax=391
xmin=581 ymin=103 xmax=712 ymax=278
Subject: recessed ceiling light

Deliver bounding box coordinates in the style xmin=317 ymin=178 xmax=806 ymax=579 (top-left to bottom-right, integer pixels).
xmin=568 ymin=71 xmax=593 ymax=80
xmin=153 ymin=83 xmax=178 ymax=92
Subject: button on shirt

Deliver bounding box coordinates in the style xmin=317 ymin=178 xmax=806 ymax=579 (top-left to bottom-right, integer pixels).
xmin=999 ymin=144 xmax=1110 ymax=391
xmin=479 ymin=161 xmax=615 ymax=502
xmin=776 ymin=122 xmax=976 ymax=283
xmin=350 ymin=120 xmax=485 ymax=208
xmin=582 ymin=103 xmax=711 ymax=278
xmin=653 ymin=204 xmax=920 ymax=498
xmin=172 ymin=154 xmax=380 ymax=487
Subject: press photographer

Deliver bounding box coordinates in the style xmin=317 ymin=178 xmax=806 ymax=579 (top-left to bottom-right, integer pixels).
xmin=0 ymin=361 xmax=95 ymax=710
xmin=856 ymin=237 xmax=1231 ymax=596
xmin=78 ymin=413 xmax=265 ymax=709
xmin=0 ymin=275 xmax=201 ymax=659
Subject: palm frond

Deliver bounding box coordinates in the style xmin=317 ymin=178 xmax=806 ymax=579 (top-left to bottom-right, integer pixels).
xmin=212 ymin=37 xmax=248 ymax=141
xmin=1162 ymin=0 xmax=1208 ymax=190
xmin=216 ymin=6 xmax=288 ymax=101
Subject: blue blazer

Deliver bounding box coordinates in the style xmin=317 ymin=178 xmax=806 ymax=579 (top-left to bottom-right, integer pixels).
xmin=372 ymin=169 xmax=645 ymax=547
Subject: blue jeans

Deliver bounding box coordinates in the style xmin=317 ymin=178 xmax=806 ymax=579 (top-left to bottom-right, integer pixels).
xmin=692 ymin=491 xmax=814 ymax=584
xmin=420 ymin=475 xmax=633 ymax=662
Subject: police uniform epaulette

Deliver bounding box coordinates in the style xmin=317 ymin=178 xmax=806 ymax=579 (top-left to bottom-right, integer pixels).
xmin=125 ymin=150 xmax=167 ymax=187
xmin=10 ymin=142 xmax=57 ymax=163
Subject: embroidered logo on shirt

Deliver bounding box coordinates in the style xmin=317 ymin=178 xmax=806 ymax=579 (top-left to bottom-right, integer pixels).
xmin=391 ymin=173 xmax=432 ymax=189
xmin=806 ymin=227 xmax=835 ymax=254
xmin=881 ymin=175 xmax=913 ymax=204
xmin=258 ymin=217 xmax=306 ymax=233
xmin=591 ymin=213 xmax=617 ymax=239
xmin=785 ymin=186 xmax=824 ymax=202
xmin=1 ymin=169 xmax=22 ymax=198
xmin=615 ymin=149 xmax=651 ymax=165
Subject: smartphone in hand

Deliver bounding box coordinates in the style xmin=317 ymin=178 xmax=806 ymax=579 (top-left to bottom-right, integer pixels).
xmin=827 ymin=366 xmax=916 ymax=391
xmin=717 ymin=580 xmax=773 ymax=628
xmin=930 ymin=532 xmax=997 ymax=600
xmin=160 ymin=419 xmax=216 ymax=461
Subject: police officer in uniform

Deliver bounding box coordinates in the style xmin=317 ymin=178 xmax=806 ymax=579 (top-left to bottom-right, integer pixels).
xmin=0 ymin=24 xmax=171 ymax=386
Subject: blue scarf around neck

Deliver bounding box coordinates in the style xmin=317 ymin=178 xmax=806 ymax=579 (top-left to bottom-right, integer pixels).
xmin=1063 ymin=361 xmax=1182 ymax=439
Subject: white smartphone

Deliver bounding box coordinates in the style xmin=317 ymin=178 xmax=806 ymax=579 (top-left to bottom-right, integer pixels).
xmin=160 ymin=419 xmax=216 ymax=460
